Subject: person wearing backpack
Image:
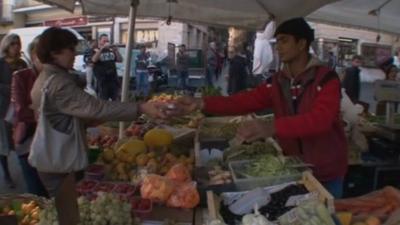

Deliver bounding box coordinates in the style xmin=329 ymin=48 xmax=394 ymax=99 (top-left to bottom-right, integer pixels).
xmin=174 ymin=18 xmax=347 ymax=198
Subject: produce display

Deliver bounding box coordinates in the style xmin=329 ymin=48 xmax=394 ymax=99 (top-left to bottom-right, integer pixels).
xmin=140 ymin=175 xmax=175 ymax=203
xmin=242 ymin=206 xmax=274 ymax=225
xmin=208 ymin=166 xmax=232 ymax=185
xmin=240 ymin=155 xmax=297 ymax=178
xmin=278 ymin=201 xmax=335 ymax=225
xmin=167 ymin=112 xmax=204 ymax=129
xmin=200 ymin=122 xmax=240 ymax=140
xmin=259 ymin=184 xmax=309 ymax=221
xmin=223 ymin=142 xmax=277 ymax=162
xmin=166 ymin=163 xmax=192 ymax=182
xmin=88 ymin=135 xmax=118 ymax=148
xmin=8 ymin=103 xmax=398 ymax=225
xmin=166 ymin=182 xmax=200 ymax=209
xmin=140 ymin=165 xmax=200 ymax=209
xmin=131 ymin=197 xmax=152 ymax=218
xmin=364 ymin=114 xmax=400 ymax=124
xmin=335 ymin=186 xmax=400 ymax=223
xmin=143 ymin=128 xmax=173 ymax=149
xmin=198 ymin=86 xmax=222 ymax=97
xmin=38 ymin=193 xmax=132 ymax=225
xmin=98 ymin=129 xmax=194 ymax=182
xmin=0 ymin=200 xmax=42 ymax=225
xmin=149 ymin=93 xmax=180 ymax=103
xmin=219 ymin=184 xmax=311 ymax=224
xmin=125 ymin=120 xmax=157 ymax=138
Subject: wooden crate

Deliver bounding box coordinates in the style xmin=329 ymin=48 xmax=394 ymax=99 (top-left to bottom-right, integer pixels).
xmin=301 ymin=171 xmax=334 ymax=212
xmin=207 ymin=171 xmax=334 ymax=221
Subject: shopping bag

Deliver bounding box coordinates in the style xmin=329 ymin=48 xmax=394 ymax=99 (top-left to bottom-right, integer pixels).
xmin=28 ymin=75 xmax=88 ymax=173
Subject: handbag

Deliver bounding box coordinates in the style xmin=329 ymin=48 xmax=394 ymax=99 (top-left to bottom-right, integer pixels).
xmin=28 ymin=75 xmax=88 ymax=173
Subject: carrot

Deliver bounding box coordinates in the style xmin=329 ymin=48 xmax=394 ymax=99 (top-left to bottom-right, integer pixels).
xmin=335 ymin=199 xmax=381 ymax=209
xmin=371 ymin=204 xmax=395 ymax=215
xmin=383 ymin=186 xmax=400 ymax=202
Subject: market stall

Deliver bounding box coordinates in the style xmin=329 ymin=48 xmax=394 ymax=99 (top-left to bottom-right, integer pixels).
xmin=2 ymin=91 xmax=400 ymax=225
xmin=2 ymin=1 xmax=400 ymax=225
xmin=343 ymin=79 xmax=400 ymax=198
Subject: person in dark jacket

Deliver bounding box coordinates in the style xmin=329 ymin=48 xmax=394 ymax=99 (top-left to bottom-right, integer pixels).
xmin=12 ymin=36 xmax=48 ymax=197
xmin=135 ymin=45 xmax=151 ymax=97
xmin=227 ymin=45 xmax=248 ymax=94
xmin=91 ymin=34 xmax=123 ymax=101
xmin=175 ymin=18 xmax=347 ymax=198
xmin=342 ymin=55 xmax=362 ymax=103
xmin=176 ymin=44 xmax=190 ymax=90
xmin=206 ymin=42 xmax=218 ymax=86
xmin=0 ymin=33 xmax=28 ymax=188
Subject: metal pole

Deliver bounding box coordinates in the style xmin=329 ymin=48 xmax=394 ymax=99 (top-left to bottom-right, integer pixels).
xmin=119 ymin=0 xmax=139 ymax=139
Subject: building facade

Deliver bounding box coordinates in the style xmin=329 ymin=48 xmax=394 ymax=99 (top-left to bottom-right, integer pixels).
xmin=3 ymin=0 xmax=400 ymax=69
xmin=311 ymin=22 xmax=400 ymax=68
xmin=9 ymin=0 xmax=208 ymax=55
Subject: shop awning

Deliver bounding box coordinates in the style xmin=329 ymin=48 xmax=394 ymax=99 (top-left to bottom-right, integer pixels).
xmin=309 ymin=0 xmax=400 ymax=35
xmin=36 ymin=0 xmax=343 ymax=138
xmin=36 ymin=0 xmax=337 ymax=30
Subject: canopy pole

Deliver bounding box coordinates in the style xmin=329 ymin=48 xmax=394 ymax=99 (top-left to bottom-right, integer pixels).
xmin=119 ymin=0 xmax=139 ymax=139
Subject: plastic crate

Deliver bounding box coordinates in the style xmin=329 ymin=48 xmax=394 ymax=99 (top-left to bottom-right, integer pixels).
xmin=228 ymin=158 xmax=309 ymax=191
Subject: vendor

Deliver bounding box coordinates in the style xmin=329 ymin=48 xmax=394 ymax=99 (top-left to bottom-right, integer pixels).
xmin=175 ymin=18 xmax=347 ymax=198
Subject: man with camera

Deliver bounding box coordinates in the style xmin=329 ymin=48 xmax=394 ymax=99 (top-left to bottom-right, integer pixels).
xmin=92 ymin=34 xmax=123 ymax=101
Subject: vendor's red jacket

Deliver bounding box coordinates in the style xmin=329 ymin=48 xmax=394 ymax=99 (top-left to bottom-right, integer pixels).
xmin=204 ymin=58 xmax=348 ymax=182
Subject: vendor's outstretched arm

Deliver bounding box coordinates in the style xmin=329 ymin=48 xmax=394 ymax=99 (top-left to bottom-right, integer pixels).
xmin=274 ymin=79 xmax=341 ymax=138
xmin=203 ymin=83 xmax=273 ymax=116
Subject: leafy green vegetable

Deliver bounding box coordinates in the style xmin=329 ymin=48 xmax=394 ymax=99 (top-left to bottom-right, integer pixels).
xmin=245 ymin=154 xmax=296 ymax=177
xmin=224 ymin=142 xmax=277 ymax=161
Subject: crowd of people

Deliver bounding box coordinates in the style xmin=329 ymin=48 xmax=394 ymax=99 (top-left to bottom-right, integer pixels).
xmin=0 ymin=17 xmax=399 ymax=225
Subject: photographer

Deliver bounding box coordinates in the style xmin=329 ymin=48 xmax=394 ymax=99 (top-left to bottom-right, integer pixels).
xmin=92 ymin=34 xmax=122 ymax=101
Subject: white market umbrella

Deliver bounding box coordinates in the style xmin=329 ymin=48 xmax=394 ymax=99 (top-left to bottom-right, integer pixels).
xmin=309 ymin=0 xmax=400 ymax=35
xmin=36 ymin=0 xmax=338 ymax=137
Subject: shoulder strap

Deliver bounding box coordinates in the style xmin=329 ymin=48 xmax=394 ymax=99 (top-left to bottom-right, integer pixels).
xmin=39 ymin=74 xmax=57 ymax=111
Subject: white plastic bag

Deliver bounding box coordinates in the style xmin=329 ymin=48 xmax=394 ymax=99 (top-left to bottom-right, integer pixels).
xmin=252 ymin=21 xmax=275 ymax=75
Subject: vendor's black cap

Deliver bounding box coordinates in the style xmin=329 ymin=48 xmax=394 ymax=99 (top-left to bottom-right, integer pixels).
xmin=275 ymin=17 xmax=314 ymax=44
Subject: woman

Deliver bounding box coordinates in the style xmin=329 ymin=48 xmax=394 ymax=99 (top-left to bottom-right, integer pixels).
xmin=0 ymin=33 xmax=28 ymax=188
xmin=12 ymin=36 xmax=48 ymax=197
xmin=376 ymin=64 xmax=399 ymax=115
xmin=30 ymin=27 xmax=170 ymax=225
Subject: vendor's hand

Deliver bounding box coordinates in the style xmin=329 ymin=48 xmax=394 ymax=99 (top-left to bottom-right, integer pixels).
xmin=173 ymin=96 xmax=203 ymax=115
xmin=236 ymin=119 xmax=275 ymax=142
xmin=139 ymin=101 xmax=171 ymax=120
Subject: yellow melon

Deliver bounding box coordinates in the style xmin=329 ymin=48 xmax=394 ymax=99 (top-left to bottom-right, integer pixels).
xmin=143 ymin=129 xmax=173 ymax=148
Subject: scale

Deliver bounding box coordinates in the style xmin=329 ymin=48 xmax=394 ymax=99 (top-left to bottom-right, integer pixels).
xmin=370 ymin=80 xmax=400 ymax=160
xmin=373 ymin=80 xmax=400 ymax=142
